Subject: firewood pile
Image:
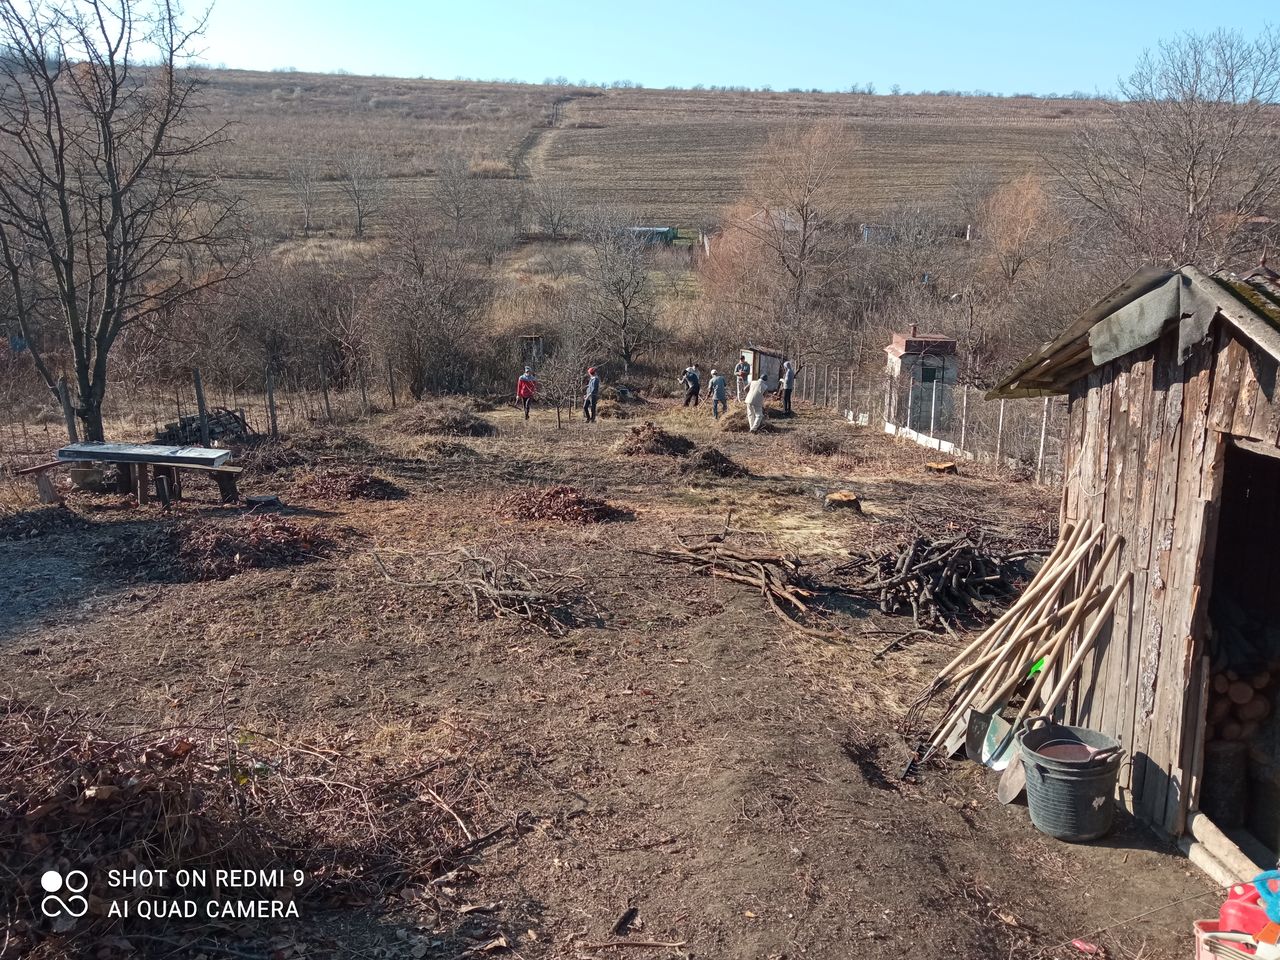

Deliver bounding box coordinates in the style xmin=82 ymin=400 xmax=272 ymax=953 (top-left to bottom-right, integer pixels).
xmin=296 ymin=468 xmax=404 ymax=501
xmin=1208 ymin=667 xmax=1277 ymax=743
xmin=154 ymin=407 xmax=252 ymax=446
xmin=0 ymin=696 xmax=499 ymax=956
xmin=176 ymin=516 xmax=329 ymax=580
xmin=613 ymin=421 xmax=695 ymax=457
xmin=375 ymin=547 xmax=594 ymax=635
xmin=502 ymin=484 xmax=620 ymax=524
xmin=645 ymin=538 xmax=834 ymax=639
xmin=833 ymin=534 xmax=1045 ymax=628
xmin=905 ymin=521 xmax=1130 ymax=762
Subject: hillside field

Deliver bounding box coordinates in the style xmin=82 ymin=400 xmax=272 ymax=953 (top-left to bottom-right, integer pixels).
xmin=196 ymin=70 xmax=1110 ymax=231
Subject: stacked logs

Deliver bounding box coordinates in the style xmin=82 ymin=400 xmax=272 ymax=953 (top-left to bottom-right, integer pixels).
xmin=1207 ymin=668 xmax=1276 ymax=743
xmin=836 ymin=534 xmax=1044 ymax=627
xmin=905 ymin=520 xmax=1128 ymax=762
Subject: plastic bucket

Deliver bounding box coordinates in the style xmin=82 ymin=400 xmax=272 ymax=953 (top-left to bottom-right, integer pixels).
xmin=1018 ymin=716 xmax=1124 ymax=842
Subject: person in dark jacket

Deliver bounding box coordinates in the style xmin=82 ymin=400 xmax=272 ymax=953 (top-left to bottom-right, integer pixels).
xmin=707 ymin=369 xmax=728 ymax=420
xmin=779 ymin=359 xmax=796 ymax=415
xmin=516 ymin=367 xmax=538 ymax=419
xmin=583 ymin=367 xmax=600 ymax=422
xmin=681 ymin=364 xmax=701 ymax=407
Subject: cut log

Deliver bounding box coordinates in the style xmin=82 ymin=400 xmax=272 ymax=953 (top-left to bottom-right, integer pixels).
xmin=924 ymin=462 xmax=957 ymax=475
xmin=1228 ymin=681 xmax=1255 ymax=705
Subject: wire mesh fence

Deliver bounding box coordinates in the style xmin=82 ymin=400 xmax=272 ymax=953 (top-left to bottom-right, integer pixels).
xmin=796 ymin=364 xmax=1068 ymax=485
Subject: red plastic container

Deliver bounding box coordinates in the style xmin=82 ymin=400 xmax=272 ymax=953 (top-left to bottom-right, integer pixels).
xmin=1223 ymin=883 xmax=1271 ymax=938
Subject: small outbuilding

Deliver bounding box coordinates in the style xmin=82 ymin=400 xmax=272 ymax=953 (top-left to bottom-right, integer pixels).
xmin=885 ymin=324 xmax=958 ymax=431
xmin=991 ymin=261 xmax=1280 ymax=872
xmin=739 ymin=345 xmax=787 ymax=392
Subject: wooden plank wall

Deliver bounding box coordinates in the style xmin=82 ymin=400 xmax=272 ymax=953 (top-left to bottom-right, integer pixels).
xmin=1060 ymin=321 xmax=1280 ymax=836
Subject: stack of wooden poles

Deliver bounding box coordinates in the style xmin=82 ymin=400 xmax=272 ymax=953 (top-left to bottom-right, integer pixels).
xmin=907 ymin=520 xmax=1132 ymax=762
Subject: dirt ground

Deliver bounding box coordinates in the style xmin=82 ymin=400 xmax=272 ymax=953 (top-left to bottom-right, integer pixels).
xmin=1 ymin=399 xmax=1219 ymax=959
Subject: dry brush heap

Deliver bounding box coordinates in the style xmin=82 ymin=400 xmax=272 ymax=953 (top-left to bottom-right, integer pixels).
xmin=0 ymin=697 xmax=503 ymax=957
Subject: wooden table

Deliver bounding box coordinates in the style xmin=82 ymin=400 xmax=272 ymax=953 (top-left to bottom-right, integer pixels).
xmin=56 ymin=442 xmax=242 ymax=504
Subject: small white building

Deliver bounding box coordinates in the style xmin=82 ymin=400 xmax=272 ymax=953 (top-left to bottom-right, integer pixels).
xmin=885 ymin=325 xmax=958 ymax=430
xmin=739 ymin=345 xmax=787 ymax=391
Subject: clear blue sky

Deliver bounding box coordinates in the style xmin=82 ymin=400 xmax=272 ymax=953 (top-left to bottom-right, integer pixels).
xmin=199 ymin=0 xmax=1262 ymax=95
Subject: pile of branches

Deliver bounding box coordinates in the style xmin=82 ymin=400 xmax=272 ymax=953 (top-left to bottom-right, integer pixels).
xmin=613 ymin=421 xmax=695 ymax=457
xmin=396 ymin=398 xmax=496 ymax=438
xmin=296 ymin=468 xmax=404 ymax=501
xmin=176 ymin=515 xmax=329 ymax=580
xmin=832 ymin=532 xmax=1044 ymax=628
xmin=646 ymin=538 xmax=833 ymax=639
xmin=679 ymin=446 xmax=749 ymax=479
xmin=502 ymin=484 xmax=619 ymax=524
xmin=0 ymin=696 xmax=501 ymax=957
xmin=375 ymin=547 xmax=593 ymax=635
xmin=0 ymin=505 xmax=89 ymax=541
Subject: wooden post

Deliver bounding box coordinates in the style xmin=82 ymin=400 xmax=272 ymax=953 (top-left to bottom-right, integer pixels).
xmin=906 ymin=381 xmax=914 ymax=430
xmin=357 ymin=363 xmax=369 ymax=412
xmin=319 ymin=364 xmax=333 ymax=423
xmin=835 ymin=368 xmax=842 ymax=414
xmin=192 ymin=368 xmax=211 ymax=447
xmin=995 ymin=398 xmax=1006 ymax=463
xmin=57 ymin=376 xmax=78 ymax=443
xmin=1036 ymin=396 xmax=1050 ymax=484
xmin=556 ymin=396 xmax=563 ymax=430
xmin=266 ymin=365 xmax=279 ymax=440
xmin=134 ymin=463 xmax=150 ymax=505
xmin=883 ymin=375 xmax=892 ymax=426
xmin=386 ymin=357 xmax=397 ymax=410
xmin=959 ymin=384 xmax=969 ymax=451
xmin=929 ymin=379 xmax=938 ymax=436
xmin=822 ymin=365 xmax=829 ymax=407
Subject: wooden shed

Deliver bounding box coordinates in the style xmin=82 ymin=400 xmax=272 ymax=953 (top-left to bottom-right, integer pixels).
xmin=991 ymin=262 xmax=1280 ymax=872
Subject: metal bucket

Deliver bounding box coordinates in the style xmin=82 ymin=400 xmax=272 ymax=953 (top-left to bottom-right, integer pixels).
xmin=1018 ymin=716 xmax=1124 ymax=842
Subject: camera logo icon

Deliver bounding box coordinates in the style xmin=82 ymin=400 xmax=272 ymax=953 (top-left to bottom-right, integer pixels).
xmin=40 ymin=869 xmax=89 ymax=920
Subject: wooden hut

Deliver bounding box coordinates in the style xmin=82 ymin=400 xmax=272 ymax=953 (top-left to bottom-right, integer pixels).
xmin=991 ymin=262 xmax=1280 ymax=873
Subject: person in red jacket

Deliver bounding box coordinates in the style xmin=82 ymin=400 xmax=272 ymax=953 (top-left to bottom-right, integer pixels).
xmin=516 ymin=366 xmax=538 ymax=419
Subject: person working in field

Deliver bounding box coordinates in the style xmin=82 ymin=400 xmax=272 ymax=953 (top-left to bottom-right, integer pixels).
xmin=583 ymin=366 xmax=600 ymax=422
xmin=779 ymin=359 xmax=796 ymax=416
xmin=516 ymin=366 xmax=538 ymax=420
xmin=734 ymin=355 xmax=751 ymax=401
xmin=706 ymin=368 xmax=728 ymax=420
xmin=745 ymin=372 xmax=769 ymax=433
xmin=680 ymin=364 xmax=701 ymax=407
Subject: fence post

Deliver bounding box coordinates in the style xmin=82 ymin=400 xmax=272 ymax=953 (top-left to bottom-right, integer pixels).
xmin=929 ymin=379 xmax=938 ymax=436
xmin=959 ymin=384 xmax=969 ymax=451
xmin=835 ymin=368 xmax=842 ymax=415
xmin=386 ymin=357 xmax=397 ymax=410
xmin=1036 ymin=396 xmax=1050 ymax=484
xmin=319 ymin=364 xmax=333 ymax=424
xmin=883 ymin=375 xmax=892 ymax=427
xmin=906 ymin=381 xmax=914 ymax=430
xmin=192 ymin=368 xmax=211 ymax=447
xmin=995 ymin=398 xmax=1006 ymax=463
xmin=266 ymin=365 xmax=279 ymax=440
xmin=57 ymin=376 xmax=78 ymax=443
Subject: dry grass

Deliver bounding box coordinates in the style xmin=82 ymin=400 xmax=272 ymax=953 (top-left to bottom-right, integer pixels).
xmin=396 ymin=398 xmax=497 ymax=437
xmin=181 ymin=70 xmax=1113 ymax=232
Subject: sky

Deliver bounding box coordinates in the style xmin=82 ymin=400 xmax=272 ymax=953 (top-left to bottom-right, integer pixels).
xmin=198 ymin=1 xmax=1263 ymax=96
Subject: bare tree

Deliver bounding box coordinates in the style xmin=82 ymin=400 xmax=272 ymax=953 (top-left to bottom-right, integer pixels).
xmin=336 ymin=150 xmax=388 ymax=239
xmin=531 ymin=179 xmax=576 ymax=239
xmin=0 ymin=0 xmax=246 ymax=441
xmin=1055 ymin=27 xmax=1280 ymax=269
xmin=430 ymin=150 xmax=478 ymax=234
xmin=578 ymin=213 xmax=660 ymax=375
xmin=288 ymin=159 xmax=322 ymax=237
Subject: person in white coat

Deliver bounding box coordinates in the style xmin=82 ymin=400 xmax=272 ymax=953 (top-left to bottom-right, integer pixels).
xmin=745 ymin=374 xmax=769 ymax=433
